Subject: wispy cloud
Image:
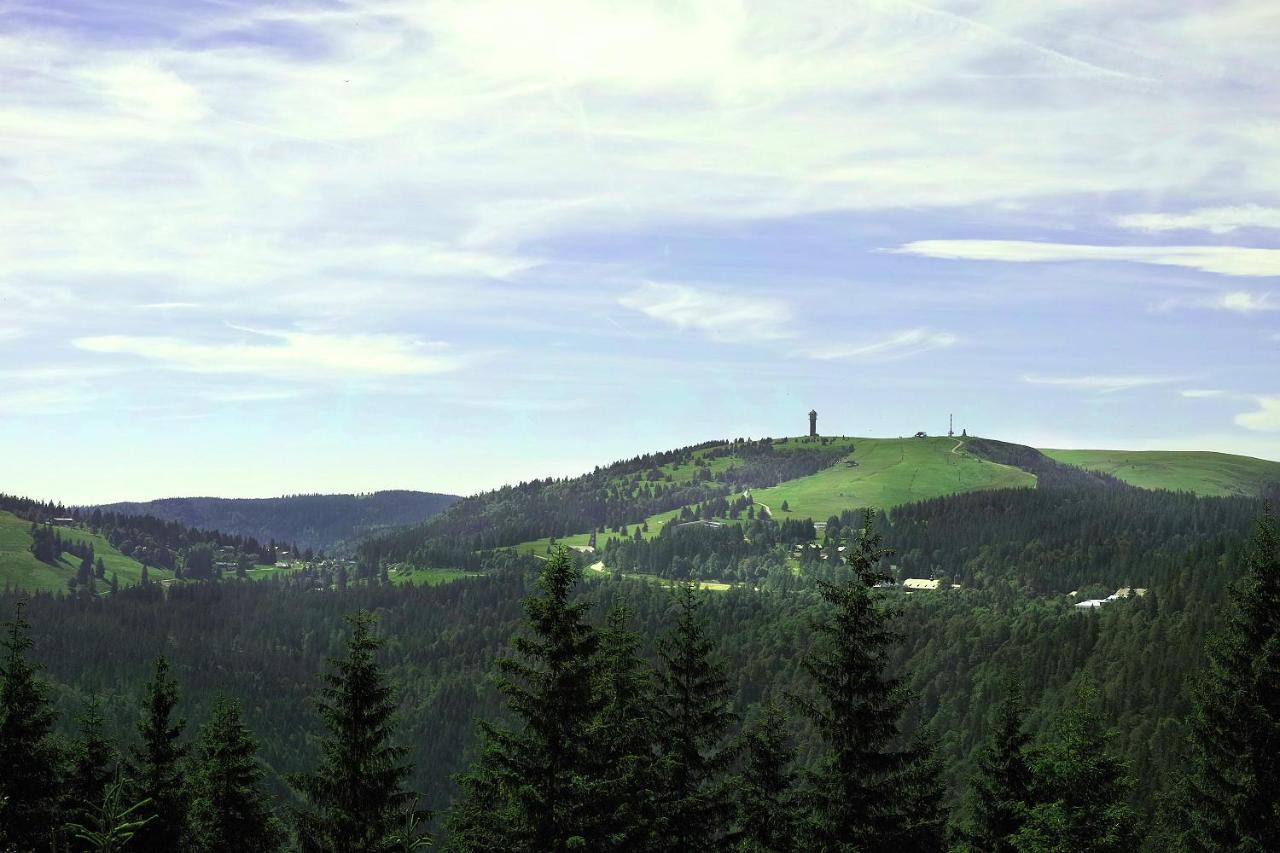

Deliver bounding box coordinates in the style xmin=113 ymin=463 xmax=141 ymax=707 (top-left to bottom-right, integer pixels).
xmin=72 ymin=329 xmax=463 ymax=382
xmin=1180 ymin=389 xmax=1225 ymax=398
xmin=137 ymin=302 xmax=204 ymax=311
xmin=1157 ymin=291 xmax=1278 ymax=314
xmin=893 ymin=240 xmax=1280 ymax=277
xmin=1023 ymin=373 xmax=1183 ymax=394
xmin=0 ymin=327 xmax=24 ymax=343
xmin=802 ymin=328 xmax=958 ymax=361
xmin=619 ymin=283 xmax=792 ymax=344
xmin=1114 ymin=205 xmax=1280 ymax=234
xmin=1235 ymin=396 xmax=1280 ymax=432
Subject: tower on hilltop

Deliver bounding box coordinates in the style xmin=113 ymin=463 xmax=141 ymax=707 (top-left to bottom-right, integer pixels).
xmin=809 ymin=409 xmax=818 ymax=438
xmin=948 ymin=413 xmax=954 ymax=437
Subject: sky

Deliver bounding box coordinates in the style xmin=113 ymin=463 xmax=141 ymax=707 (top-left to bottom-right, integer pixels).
xmin=2 ymin=0 xmax=1279 ymax=504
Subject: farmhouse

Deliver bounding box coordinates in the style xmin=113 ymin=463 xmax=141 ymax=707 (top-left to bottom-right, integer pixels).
xmin=1074 ymin=599 xmax=1107 ymax=610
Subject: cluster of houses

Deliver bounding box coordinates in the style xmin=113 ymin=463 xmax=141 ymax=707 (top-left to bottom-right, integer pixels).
xmin=1071 ymin=587 xmax=1148 ymax=610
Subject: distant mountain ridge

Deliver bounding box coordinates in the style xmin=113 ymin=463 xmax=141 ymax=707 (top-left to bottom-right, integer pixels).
xmin=93 ymin=490 xmax=458 ymax=553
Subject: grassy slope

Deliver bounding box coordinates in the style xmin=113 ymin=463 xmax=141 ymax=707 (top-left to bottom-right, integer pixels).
xmin=515 ymin=436 xmax=1036 ymax=554
xmin=1041 ymin=449 xmax=1280 ymax=497
xmin=0 ymin=511 xmax=173 ymax=593
xmin=754 ymin=436 xmax=1035 ymax=522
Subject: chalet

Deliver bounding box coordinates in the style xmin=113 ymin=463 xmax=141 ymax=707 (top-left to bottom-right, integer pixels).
xmin=1074 ymin=599 xmax=1106 ymax=610
xmin=677 ymin=520 xmax=725 ymax=529
xmin=52 ymin=517 xmax=75 ymax=526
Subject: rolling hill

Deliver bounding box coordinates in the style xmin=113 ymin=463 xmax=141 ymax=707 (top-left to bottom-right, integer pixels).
xmin=361 ymin=433 xmax=1279 ymax=570
xmin=1041 ymin=449 xmax=1280 ymax=497
xmin=94 ymin=490 xmax=459 ymax=553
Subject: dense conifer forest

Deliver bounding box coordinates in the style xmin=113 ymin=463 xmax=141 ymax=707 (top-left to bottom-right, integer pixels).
xmin=3 ymin=477 xmax=1279 ymax=850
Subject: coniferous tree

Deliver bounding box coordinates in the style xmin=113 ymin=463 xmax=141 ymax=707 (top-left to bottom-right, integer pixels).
xmin=129 ymin=655 xmax=188 ymax=853
xmin=732 ymin=702 xmax=797 ymax=853
xmin=795 ymin=509 xmax=944 ymax=852
xmin=292 ymin=611 xmax=421 ymax=853
xmin=1177 ymin=508 xmax=1280 ymax=851
xmin=187 ymin=696 xmax=283 ymax=852
xmin=1013 ymin=686 xmax=1136 ymax=853
xmin=962 ymin=678 xmax=1034 ymax=853
xmin=589 ymin=602 xmax=661 ymax=851
xmin=66 ymin=693 xmax=118 ymax=841
xmin=65 ymin=777 xmax=155 ymax=853
xmin=446 ymin=547 xmax=603 ymax=852
xmin=654 ymin=583 xmax=735 ymax=853
xmin=0 ymin=602 xmax=62 ymax=850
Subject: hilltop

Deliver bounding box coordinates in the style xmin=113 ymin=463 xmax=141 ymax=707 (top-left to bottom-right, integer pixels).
xmin=93 ymin=489 xmax=458 ymax=553
xmin=360 ymin=433 xmax=1279 ymax=573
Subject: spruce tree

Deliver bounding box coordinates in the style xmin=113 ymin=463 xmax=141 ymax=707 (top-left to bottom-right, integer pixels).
xmin=1013 ymin=686 xmax=1136 ymax=853
xmin=66 ymin=693 xmax=118 ymax=837
xmin=962 ymin=678 xmax=1034 ymax=853
xmin=654 ymin=583 xmax=735 ymax=853
xmin=0 ymin=602 xmax=62 ymax=850
xmin=445 ymin=547 xmax=603 ymax=851
xmin=292 ymin=611 xmax=421 ymax=853
xmin=1179 ymin=508 xmax=1280 ymax=850
xmin=187 ymin=696 xmax=283 ymax=852
xmin=795 ymin=509 xmax=944 ymax=852
xmin=589 ymin=602 xmax=661 ymax=851
xmin=732 ymin=702 xmax=797 ymax=853
xmin=129 ymin=655 xmax=188 ymax=853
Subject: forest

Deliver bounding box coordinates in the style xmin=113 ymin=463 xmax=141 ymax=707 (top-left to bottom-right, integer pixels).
xmin=3 ymin=478 xmax=1279 ymax=850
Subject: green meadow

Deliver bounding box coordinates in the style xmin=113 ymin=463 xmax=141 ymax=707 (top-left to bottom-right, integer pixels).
xmin=1041 ymin=449 xmax=1280 ymax=497
xmin=752 ymin=437 xmax=1035 ymax=522
xmin=0 ymin=511 xmax=172 ymax=593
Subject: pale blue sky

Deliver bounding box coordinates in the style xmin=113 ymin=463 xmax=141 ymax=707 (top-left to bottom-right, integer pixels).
xmin=2 ymin=0 xmax=1278 ymax=503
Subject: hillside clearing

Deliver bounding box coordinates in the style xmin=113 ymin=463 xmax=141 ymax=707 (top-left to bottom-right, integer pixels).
xmin=1041 ymin=449 xmax=1280 ymax=497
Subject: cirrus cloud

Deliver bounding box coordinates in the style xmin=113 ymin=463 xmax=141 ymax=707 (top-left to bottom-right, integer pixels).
xmin=1114 ymin=205 xmax=1280 ymax=234
xmin=893 ymin=240 xmax=1280 ymax=277
xmin=1022 ymin=373 xmax=1184 ymax=394
xmin=619 ymin=282 xmax=792 ymax=344
xmin=72 ymin=328 xmax=463 ymax=382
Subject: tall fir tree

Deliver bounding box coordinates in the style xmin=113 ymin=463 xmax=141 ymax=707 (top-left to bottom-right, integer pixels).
xmin=66 ymin=693 xmax=118 ymax=842
xmin=654 ymin=583 xmax=736 ymax=853
xmin=445 ymin=547 xmax=603 ymax=852
xmin=589 ymin=602 xmax=661 ymax=851
xmin=1178 ymin=508 xmax=1280 ymax=851
xmin=129 ymin=655 xmax=188 ymax=853
xmin=0 ymin=602 xmax=62 ymax=850
xmin=961 ymin=678 xmax=1035 ymax=853
xmin=795 ymin=509 xmax=945 ymax=852
xmin=187 ymin=696 xmax=284 ymax=853
xmin=732 ymin=702 xmax=797 ymax=853
xmin=292 ymin=611 xmax=422 ymax=853
xmin=1012 ymin=685 xmax=1137 ymax=853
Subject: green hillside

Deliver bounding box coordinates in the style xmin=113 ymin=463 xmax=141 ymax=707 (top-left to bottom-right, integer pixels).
xmin=515 ymin=436 xmax=1036 ymax=554
xmin=0 ymin=511 xmax=169 ymax=593
xmin=1041 ymin=449 xmax=1280 ymax=497
xmin=754 ymin=436 xmax=1035 ymax=521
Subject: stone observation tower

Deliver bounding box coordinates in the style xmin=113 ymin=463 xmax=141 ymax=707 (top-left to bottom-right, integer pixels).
xmin=809 ymin=409 xmax=818 ymax=437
